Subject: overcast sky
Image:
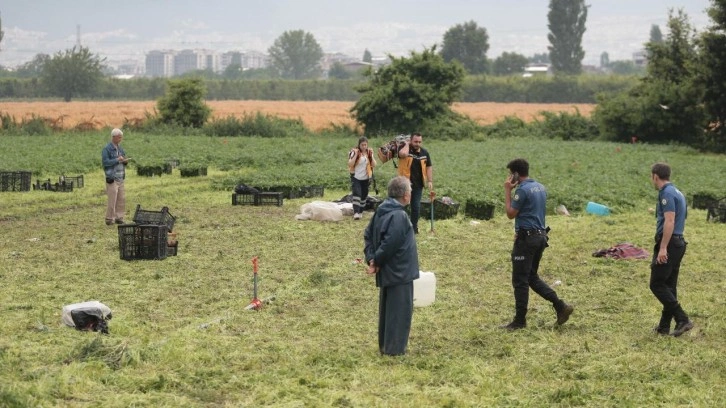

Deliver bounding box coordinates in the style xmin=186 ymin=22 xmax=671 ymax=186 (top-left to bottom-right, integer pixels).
xmin=0 ymin=0 xmax=713 ymax=68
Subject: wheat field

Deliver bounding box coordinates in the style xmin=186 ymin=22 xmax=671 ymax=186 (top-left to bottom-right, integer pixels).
xmin=0 ymin=100 xmax=596 ymax=131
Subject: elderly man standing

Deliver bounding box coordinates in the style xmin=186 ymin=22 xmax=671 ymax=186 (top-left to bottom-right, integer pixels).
xmin=364 ymin=176 xmax=420 ymax=356
xmin=101 ymin=128 xmax=129 ymax=225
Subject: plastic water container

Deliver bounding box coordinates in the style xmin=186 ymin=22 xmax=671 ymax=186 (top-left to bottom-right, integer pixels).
xmin=586 ymin=201 xmax=610 ymax=216
xmin=413 ymin=271 xmax=436 ymax=307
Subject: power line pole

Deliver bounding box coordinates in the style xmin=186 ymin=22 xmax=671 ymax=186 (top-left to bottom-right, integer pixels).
xmin=76 ymin=24 xmax=81 ymax=48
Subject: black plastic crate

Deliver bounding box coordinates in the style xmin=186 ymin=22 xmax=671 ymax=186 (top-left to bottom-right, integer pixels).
xmin=166 ymin=245 xmax=178 ymax=256
xmin=707 ymin=198 xmax=726 ymax=223
xmin=60 ymin=175 xmax=84 ymax=188
xmin=118 ymin=224 xmax=168 ymax=260
xmin=180 ymin=167 xmax=207 ymax=177
xmin=33 ymin=178 xmax=73 ymax=192
xmin=464 ymin=200 xmax=496 ymax=220
xmin=302 ymin=185 xmax=325 ymax=198
xmin=256 ymin=192 xmax=284 ymax=206
xmin=132 ymin=204 xmax=176 ymax=232
xmin=0 ymin=171 xmax=32 ymax=192
xmin=409 ymin=198 xmax=459 ymax=220
xmin=232 ymin=192 xmax=256 ymax=205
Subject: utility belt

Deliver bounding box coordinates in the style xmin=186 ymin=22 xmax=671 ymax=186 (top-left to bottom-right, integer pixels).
xmin=517 ymin=228 xmax=549 ymax=238
xmin=655 ymin=233 xmax=684 ymax=243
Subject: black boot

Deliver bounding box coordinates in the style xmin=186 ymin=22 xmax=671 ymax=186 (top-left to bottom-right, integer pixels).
xmin=499 ymin=320 xmax=526 ymax=330
xmin=554 ymin=300 xmax=574 ymax=325
xmin=670 ymin=304 xmax=693 ymax=337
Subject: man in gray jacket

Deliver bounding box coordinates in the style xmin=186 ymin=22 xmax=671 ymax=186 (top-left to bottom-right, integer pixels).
xmin=364 ymin=176 xmax=420 ymax=356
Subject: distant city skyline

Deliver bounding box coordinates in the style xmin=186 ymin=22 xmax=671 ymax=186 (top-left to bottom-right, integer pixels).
xmin=0 ymin=0 xmax=713 ymax=69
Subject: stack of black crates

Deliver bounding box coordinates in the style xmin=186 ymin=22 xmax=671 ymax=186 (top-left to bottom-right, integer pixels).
xmin=118 ymin=205 xmax=177 ymax=260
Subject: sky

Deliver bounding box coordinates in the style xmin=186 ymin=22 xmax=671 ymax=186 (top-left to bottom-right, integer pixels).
xmin=0 ymin=0 xmax=714 ymax=68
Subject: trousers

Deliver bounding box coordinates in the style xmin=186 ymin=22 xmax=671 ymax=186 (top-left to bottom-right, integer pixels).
xmin=105 ymin=180 xmax=125 ymax=222
xmin=650 ymin=235 xmax=688 ymax=327
xmin=511 ymin=233 xmax=562 ymax=322
xmin=378 ymin=282 xmax=414 ymax=356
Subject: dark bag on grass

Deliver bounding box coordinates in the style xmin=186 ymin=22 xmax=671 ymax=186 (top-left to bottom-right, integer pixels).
xmin=234 ymin=184 xmax=259 ymax=194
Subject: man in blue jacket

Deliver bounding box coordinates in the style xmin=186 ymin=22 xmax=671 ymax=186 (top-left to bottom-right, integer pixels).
xmin=101 ymin=128 xmax=130 ymax=225
xmin=364 ymin=176 xmax=420 ymax=355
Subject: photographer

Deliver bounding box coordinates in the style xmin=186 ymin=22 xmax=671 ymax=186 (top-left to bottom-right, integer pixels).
xmin=397 ymin=133 xmax=432 ymax=234
xmin=348 ymin=136 xmax=376 ymax=220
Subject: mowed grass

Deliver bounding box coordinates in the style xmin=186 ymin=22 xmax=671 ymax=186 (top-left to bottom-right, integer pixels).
xmin=0 ymin=134 xmax=724 ymax=407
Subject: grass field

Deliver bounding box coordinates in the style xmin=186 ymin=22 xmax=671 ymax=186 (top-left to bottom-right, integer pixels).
xmin=0 ymin=100 xmax=596 ymax=131
xmin=0 ymin=133 xmax=724 ymax=407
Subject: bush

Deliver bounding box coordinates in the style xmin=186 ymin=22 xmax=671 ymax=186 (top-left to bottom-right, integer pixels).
xmin=533 ymin=109 xmax=599 ymax=141
xmin=157 ymin=78 xmax=212 ymax=128
xmin=204 ymin=113 xmax=310 ymax=137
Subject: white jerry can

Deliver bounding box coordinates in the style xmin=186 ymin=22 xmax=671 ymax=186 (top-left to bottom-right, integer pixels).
xmin=413 ymin=271 xmax=436 ymax=307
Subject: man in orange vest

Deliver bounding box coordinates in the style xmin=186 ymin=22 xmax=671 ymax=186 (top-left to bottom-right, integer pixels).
xmin=397 ymin=133 xmax=433 ymax=234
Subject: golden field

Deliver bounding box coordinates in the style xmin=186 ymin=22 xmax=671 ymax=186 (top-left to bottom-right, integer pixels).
xmin=0 ymin=100 xmax=595 ymax=131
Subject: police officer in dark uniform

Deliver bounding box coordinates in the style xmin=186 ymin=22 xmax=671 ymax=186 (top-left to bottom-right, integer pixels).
xmin=649 ymin=163 xmax=693 ymax=337
xmin=501 ymin=158 xmax=573 ymax=330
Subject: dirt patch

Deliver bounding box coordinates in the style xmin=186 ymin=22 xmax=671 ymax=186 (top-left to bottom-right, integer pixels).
xmin=0 ymin=100 xmax=595 ymax=132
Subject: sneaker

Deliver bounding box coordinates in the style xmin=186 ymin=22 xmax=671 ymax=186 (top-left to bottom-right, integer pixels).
xmin=653 ymin=326 xmax=670 ymax=336
xmin=499 ymin=321 xmax=526 ymax=330
xmin=105 ymin=219 xmax=114 ymax=226
xmin=353 ymin=213 xmax=362 ymax=220
xmin=114 ymin=219 xmax=124 ymax=224
xmin=671 ymin=321 xmax=694 ymax=337
xmin=556 ymin=303 xmax=574 ymax=325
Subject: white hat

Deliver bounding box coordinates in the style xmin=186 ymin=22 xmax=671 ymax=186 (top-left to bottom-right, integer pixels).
xmin=111 ymin=128 xmax=123 ymax=136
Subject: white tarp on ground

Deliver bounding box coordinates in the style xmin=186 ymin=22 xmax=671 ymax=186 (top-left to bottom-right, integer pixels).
xmin=295 ymin=201 xmax=353 ymax=221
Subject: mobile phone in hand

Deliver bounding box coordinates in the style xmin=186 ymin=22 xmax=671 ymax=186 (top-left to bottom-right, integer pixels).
xmin=510 ymin=172 xmax=519 ymax=185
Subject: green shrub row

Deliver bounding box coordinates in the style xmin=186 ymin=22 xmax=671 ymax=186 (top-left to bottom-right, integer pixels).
xmin=0 ymin=75 xmax=637 ymax=103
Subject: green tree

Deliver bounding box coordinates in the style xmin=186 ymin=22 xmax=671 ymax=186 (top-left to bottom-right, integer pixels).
xmin=594 ymin=9 xmax=705 ymax=146
xmin=157 ymin=78 xmax=211 ymax=128
xmin=41 ymin=46 xmax=105 ymax=102
xmin=351 ymin=46 xmax=465 ymax=135
xmin=328 ymin=61 xmax=351 ymax=80
xmin=492 ymin=52 xmax=528 ymax=76
xmin=529 ymin=53 xmax=550 ymax=64
xmin=650 ymin=24 xmax=664 ymax=43
xmin=268 ymin=30 xmax=323 ymax=79
xmin=16 ymin=54 xmax=50 ymax=78
xmin=698 ymin=0 xmax=726 ymax=151
xmin=440 ymin=21 xmax=490 ymax=74
xmin=0 ymin=12 xmax=4 ymax=52
xmin=547 ymin=0 xmax=588 ymax=75
xmin=362 ymin=49 xmax=372 ymax=63
xmin=607 ymin=60 xmax=644 ymax=75
xmin=600 ymin=52 xmax=609 ymax=68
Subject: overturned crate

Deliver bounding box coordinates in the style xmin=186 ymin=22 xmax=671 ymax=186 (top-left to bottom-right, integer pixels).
xmin=232 ymin=192 xmax=257 ymax=206
xmin=1 ymin=171 xmax=32 ymax=192
xmin=118 ymin=224 xmax=168 ymax=260
xmin=133 ymin=204 xmax=176 ymax=232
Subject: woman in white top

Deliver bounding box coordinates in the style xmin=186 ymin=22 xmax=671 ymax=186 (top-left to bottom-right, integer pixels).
xmin=347 ymin=137 xmax=377 ymax=219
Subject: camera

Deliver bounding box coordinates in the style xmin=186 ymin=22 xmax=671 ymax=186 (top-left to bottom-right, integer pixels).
xmin=377 ymin=134 xmax=410 ymax=164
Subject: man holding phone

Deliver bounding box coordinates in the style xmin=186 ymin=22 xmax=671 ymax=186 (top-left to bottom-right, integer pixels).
xmin=101 ymin=128 xmax=130 ymax=226
xmin=501 ymin=158 xmax=573 ymax=330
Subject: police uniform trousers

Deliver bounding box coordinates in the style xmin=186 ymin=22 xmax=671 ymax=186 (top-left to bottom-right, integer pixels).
xmin=650 ymin=235 xmax=689 ymax=328
xmin=511 ymin=233 xmax=563 ymax=322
